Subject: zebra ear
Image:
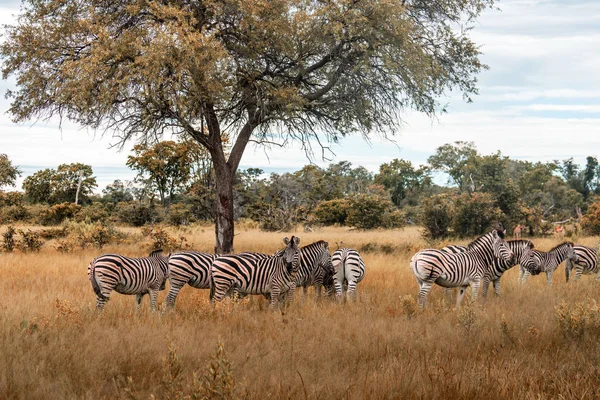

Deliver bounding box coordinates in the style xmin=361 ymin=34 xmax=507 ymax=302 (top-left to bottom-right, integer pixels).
xmin=283 ymin=237 xmax=290 ymax=245
xmin=293 ymin=236 xmax=300 ymax=246
xmin=492 ymin=230 xmax=499 ymax=239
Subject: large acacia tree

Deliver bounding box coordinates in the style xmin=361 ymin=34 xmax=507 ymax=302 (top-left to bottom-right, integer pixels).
xmin=2 ymin=0 xmax=492 ymax=253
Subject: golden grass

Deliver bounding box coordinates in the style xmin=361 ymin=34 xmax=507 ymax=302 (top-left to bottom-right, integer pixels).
xmin=1 ymin=225 xmax=600 ymax=399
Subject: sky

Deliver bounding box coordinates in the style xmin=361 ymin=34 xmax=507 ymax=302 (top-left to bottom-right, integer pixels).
xmin=0 ymin=0 xmax=599 ymax=191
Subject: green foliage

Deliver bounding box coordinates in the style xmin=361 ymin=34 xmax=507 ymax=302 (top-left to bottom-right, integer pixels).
xmin=1 ymin=225 xmax=16 ymax=252
xmin=451 ymin=192 xmax=502 ymax=238
xmin=428 ymin=142 xmax=479 ymax=189
xmin=0 ymin=153 xmax=21 ymax=189
xmin=16 ymin=229 xmax=43 ymax=252
xmin=421 ymin=194 xmax=453 ymax=240
xmin=75 ymin=202 xmax=110 ymax=223
xmin=0 ymin=205 xmax=30 ymax=224
xmin=38 ymin=203 xmax=82 ymax=226
xmin=22 ymin=164 xmax=97 ymax=205
xmin=375 ymin=159 xmax=432 ymax=207
xmin=115 ymin=201 xmax=161 ymax=227
xmin=141 ymin=226 xmax=187 ymax=253
xmin=167 ymin=203 xmax=194 ymax=227
xmin=101 ymin=179 xmax=134 ymax=205
xmin=312 ymin=199 xmax=351 ymax=226
xmin=582 ymin=198 xmax=600 ymax=235
xmin=346 ymin=194 xmax=395 ymax=230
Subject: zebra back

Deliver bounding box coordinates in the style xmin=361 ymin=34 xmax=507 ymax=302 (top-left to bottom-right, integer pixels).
xmin=296 ymin=241 xmax=332 ymax=287
xmin=571 ymin=245 xmax=598 ymax=274
xmin=522 ymin=242 xmax=576 ymax=274
xmin=211 ymin=236 xmax=301 ymax=300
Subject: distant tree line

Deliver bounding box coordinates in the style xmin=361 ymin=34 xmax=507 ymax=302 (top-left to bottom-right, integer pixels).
xmin=1 ymin=141 xmax=600 ymax=237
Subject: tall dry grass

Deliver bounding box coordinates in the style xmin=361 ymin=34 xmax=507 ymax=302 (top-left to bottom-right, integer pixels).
xmin=1 ymin=225 xmax=600 ymax=399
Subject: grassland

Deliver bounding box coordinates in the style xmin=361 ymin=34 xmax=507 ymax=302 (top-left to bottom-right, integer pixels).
xmin=1 ymin=225 xmax=600 ymax=399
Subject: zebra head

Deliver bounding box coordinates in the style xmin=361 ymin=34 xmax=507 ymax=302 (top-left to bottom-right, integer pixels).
xmin=318 ymin=241 xmax=334 ymax=275
xmin=565 ymin=242 xmax=578 ymax=264
xmin=282 ymin=236 xmax=301 ymax=275
xmin=492 ymin=229 xmax=514 ymax=263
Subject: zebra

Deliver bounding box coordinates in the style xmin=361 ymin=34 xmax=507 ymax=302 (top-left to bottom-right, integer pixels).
xmin=288 ymin=240 xmax=333 ymax=301
xmin=410 ymin=230 xmax=513 ymax=309
xmin=165 ymin=251 xmax=270 ymax=309
xmin=211 ymin=237 xmax=301 ymax=309
xmin=519 ymin=242 xmax=578 ymax=285
xmin=565 ymin=245 xmax=600 ymax=282
xmin=88 ymin=249 xmax=169 ymax=311
xmin=441 ymin=240 xmax=535 ymax=297
xmin=324 ymin=248 xmax=366 ymax=300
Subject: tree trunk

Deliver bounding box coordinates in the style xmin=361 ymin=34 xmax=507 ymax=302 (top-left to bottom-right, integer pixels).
xmin=213 ymin=158 xmax=234 ymax=255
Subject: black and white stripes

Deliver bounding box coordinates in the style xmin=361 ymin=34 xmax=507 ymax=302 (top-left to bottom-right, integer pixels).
xmin=411 ymin=230 xmax=513 ymax=308
xmin=88 ymin=249 xmax=169 ymax=310
xmin=566 ymin=245 xmax=600 ymax=282
xmin=519 ymin=242 xmax=578 ymax=285
xmin=211 ymin=237 xmax=301 ymax=309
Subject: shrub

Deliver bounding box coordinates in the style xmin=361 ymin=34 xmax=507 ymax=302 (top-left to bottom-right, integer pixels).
xmin=167 ymin=203 xmax=194 ymax=226
xmin=75 ymin=202 xmax=110 ymax=223
xmin=55 ymin=221 xmax=127 ymax=251
xmin=451 ymin=192 xmax=502 ymax=238
xmin=582 ymin=198 xmax=600 ymax=235
xmin=421 ymin=194 xmax=453 ymax=240
xmin=17 ymin=229 xmax=44 ymax=252
xmin=313 ymin=199 xmax=351 ymax=226
xmin=38 ymin=202 xmax=82 ymax=226
xmin=346 ymin=194 xmax=393 ymax=230
xmin=0 ymin=205 xmax=30 ymax=223
xmin=1 ymin=225 xmax=16 ymax=252
xmin=141 ymin=226 xmax=187 ymax=252
xmin=0 ymin=191 xmax=24 ymax=206
xmin=383 ymin=209 xmax=406 ymax=229
xmin=116 ymin=201 xmax=161 ymax=227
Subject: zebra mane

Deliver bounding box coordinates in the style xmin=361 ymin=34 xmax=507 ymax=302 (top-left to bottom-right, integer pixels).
xmin=149 ymin=249 xmax=164 ymax=257
xmin=508 ymin=239 xmax=534 ymax=249
xmin=548 ymin=241 xmax=573 ymax=252
xmin=466 ymin=231 xmax=497 ymax=250
xmin=301 ymin=240 xmax=328 ymax=250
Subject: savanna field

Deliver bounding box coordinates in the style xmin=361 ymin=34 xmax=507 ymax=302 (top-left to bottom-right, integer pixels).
xmin=2 ymin=225 xmax=600 ymax=399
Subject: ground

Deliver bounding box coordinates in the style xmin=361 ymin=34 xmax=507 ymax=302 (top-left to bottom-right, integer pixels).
xmin=1 ymin=225 xmax=599 ymax=399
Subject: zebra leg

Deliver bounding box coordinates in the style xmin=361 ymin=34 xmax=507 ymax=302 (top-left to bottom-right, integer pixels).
xmin=470 ymin=279 xmax=481 ymax=302
xmin=315 ymin=284 xmax=322 ymax=298
xmin=575 ymin=267 xmax=584 ymax=282
xmin=493 ymin=279 xmax=501 ymax=296
xmin=456 ymin=286 xmax=468 ymax=308
xmin=269 ymin=289 xmax=281 ymax=310
xmin=480 ymin=276 xmax=491 ymax=299
xmin=546 ymin=271 xmax=553 ymax=286
xmin=165 ymin=279 xmax=186 ymax=310
xmin=444 ymin=288 xmax=454 ymax=304
xmin=521 ymin=270 xmax=530 ymax=285
xmin=135 ymin=293 xmax=144 ymax=309
xmin=417 ymin=281 xmax=434 ymax=309
xmin=302 ymin=285 xmax=308 ymax=297
xmin=347 ymin=279 xmax=358 ymax=301
xmin=286 ymin=285 xmax=297 ymax=306
xmin=518 ymin=265 xmax=525 ymax=283
xmin=565 ymin=260 xmax=572 ymax=283
xmin=149 ymin=289 xmax=159 ymax=311
xmin=95 ymin=294 xmax=110 ymax=311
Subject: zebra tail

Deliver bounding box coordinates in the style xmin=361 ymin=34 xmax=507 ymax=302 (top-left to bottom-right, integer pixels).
xmin=89 ymin=261 xmax=106 ymax=299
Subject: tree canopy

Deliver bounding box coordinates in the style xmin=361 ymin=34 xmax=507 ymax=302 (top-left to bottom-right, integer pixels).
xmin=0 ymin=154 xmax=21 ymax=190
xmin=1 ymin=0 xmax=494 ymax=252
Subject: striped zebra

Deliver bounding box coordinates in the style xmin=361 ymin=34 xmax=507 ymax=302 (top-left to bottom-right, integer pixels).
xmin=88 ymin=249 xmax=169 ymax=311
xmin=519 ymin=242 xmax=578 ymax=285
xmin=441 ymin=240 xmax=535 ymax=297
xmin=410 ymin=230 xmax=513 ymax=309
xmin=565 ymin=245 xmax=600 ymax=282
xmin=211 ymin=237 xmax=301 ymax=309
xmin=326 ymin=248 xmax=366 ymax=300
xmin=165 ymin=251 xmax=270 ymax=309
xmin=289 ymin=240 xmax=333 ymax=300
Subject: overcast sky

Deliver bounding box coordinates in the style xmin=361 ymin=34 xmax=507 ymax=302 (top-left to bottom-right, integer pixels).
xmin=1 ymin=0 xmax=599 ymax=190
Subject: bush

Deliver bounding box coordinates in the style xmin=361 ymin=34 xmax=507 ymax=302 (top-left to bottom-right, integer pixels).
xmin=383 ymin=209 xmax=406 ymax=229
xmin=116 ymin=201 xmax=161 ymax=226
xmin=421 ymin=194 xmax=453 ymax=239
xmin=0 ymin=191 xmax=24 ymax=207
xmin=1 ymin=225 xmax=16 ymax=252
xmin=76 ymin=202 xmax=110 ymax=223
xmin=38 ymin=202 xmax=82 ymax=226
xmin=346 ymin=194 xmax=394 ymax=230
xmin=0 ymin=205 xmax=30 ymax=223
xmin=582 ymin=198 xmax=600 ymax=235
xmin=451 ymin=192 xmax=502 ymax=238
xmin=17 ymin=229 xmax=44 ymax=252
xmin=312 ymin=199 xmax=351 ymax=226
xmin=141 ymin=226 xmax=187 ymax=252
xmin=167 ymin=203 xmax=194 ymax=226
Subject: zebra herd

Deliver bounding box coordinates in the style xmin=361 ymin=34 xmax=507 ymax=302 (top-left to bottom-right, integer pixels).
xmin=411 ymin=229 xmax=598 ymax=309
xmin=87 ymin=237 xmax=367 ymax=311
